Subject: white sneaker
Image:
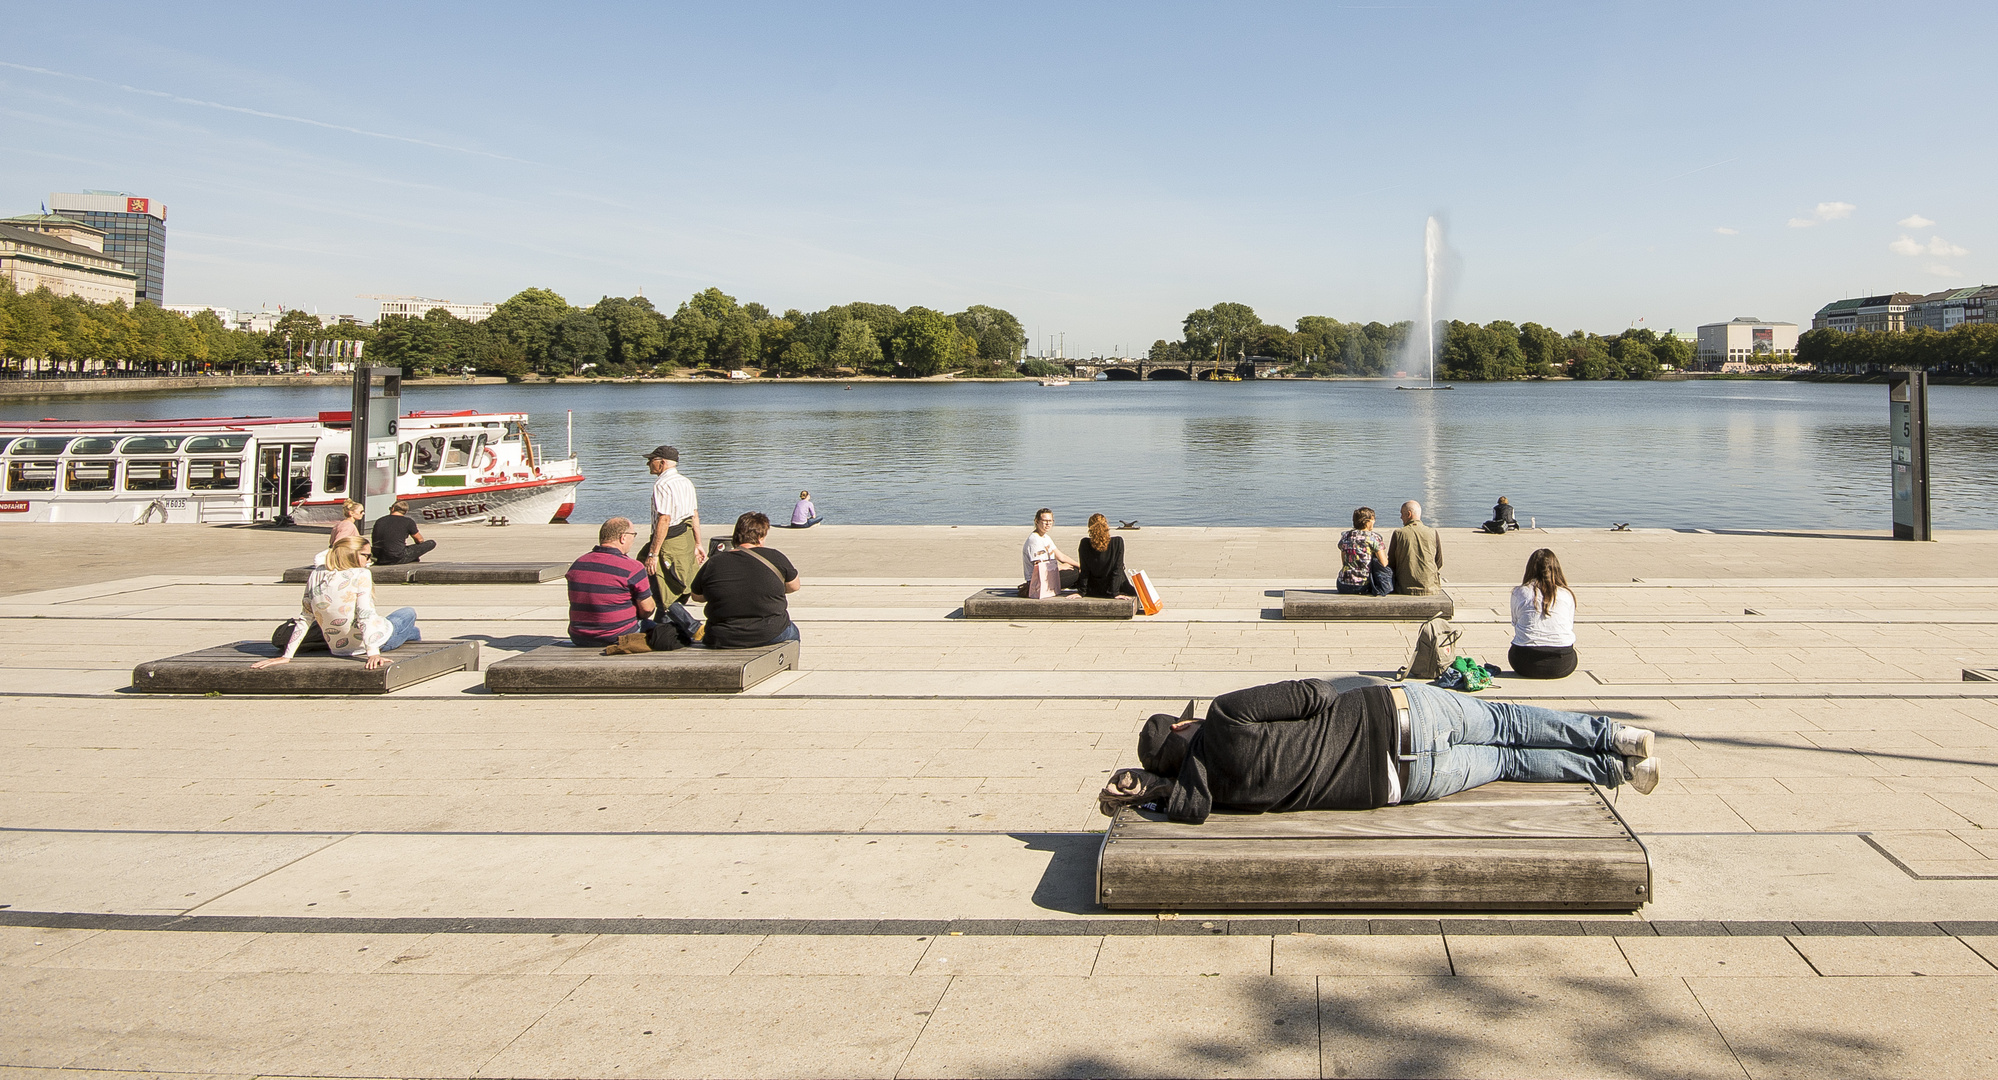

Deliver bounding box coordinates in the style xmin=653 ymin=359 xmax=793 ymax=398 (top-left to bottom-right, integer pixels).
xmin=1613 ymin=726 xmax=1656 ymax=759
xmin=1624 ymin=756 xmax=1660 ymax=795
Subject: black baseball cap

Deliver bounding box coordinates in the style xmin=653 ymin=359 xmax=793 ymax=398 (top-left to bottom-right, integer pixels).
xmin=644 ymin=445 xmax=679 ymax=462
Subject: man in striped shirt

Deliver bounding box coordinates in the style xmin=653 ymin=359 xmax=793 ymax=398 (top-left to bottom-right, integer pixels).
xmin=566 ymin=517 xmax=656 ymax=646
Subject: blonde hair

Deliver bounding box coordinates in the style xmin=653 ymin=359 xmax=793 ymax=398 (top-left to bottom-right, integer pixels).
xmin=326 ymin=536 xmax=371 ymax=571
xmin=1087 ymin=513 xmax=1110 ymax=552
xmin=342 ymin=499 xmax=363 ymax=518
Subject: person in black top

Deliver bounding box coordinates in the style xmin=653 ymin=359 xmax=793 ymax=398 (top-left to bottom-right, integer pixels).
xmin=1098 ymin=678 xmax=1660 ymax=823
xmin=1076 ymin=513 xmax=1136 ymax=598
xmin=370 ymin=502 xmax=436 ymax=564
xmin=688 ymin=511 xmax=801 ymax=648
xmin=1482 ymin=496 xmax=1520 ymax=534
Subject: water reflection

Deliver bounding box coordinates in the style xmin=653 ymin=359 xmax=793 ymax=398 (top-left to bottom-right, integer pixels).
xmin=3 ymin=380 xmax=1993 ymax=529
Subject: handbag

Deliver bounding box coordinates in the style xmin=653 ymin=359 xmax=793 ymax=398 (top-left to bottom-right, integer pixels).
xmin=1026 ymin=557 xmax=1061 ymax=599
xmin=269 ymin=617 xmax=329 ymax=654
xmin=1130 ymin=569 xmax=1162 ymax=615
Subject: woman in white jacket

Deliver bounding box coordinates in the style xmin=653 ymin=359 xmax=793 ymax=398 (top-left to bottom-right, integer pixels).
xmin=254 ymin=537 xmax=421 ymax=671
xmin=1509 ymin=548 xmax=1578 ymax=679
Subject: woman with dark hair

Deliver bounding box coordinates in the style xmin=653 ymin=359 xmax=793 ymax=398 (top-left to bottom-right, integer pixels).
xmin=1076 ymin=513 xmax=1136 ymax=598
xmin=1509 ymin=548 xmax=1578 ymax=679
xmin=1336 ymin=507 xmax=1392 ymax=596
xmin=689 ymin=512 xmax=803 ymax=648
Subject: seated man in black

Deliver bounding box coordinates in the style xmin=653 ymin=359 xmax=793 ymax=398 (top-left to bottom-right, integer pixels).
xmin=688 ymin=511 xmax=801 ymax=648
xmin=370 ymin=501 xmax=436 ymax=565
xmin=1482 ymin=496 xmax=1520 ymax=534
xmin=1099 ymin=678 xmax=1660 ymax=823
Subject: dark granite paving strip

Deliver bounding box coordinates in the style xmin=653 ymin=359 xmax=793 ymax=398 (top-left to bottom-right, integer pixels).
xmin=0 ymin=910 xmax=1984 ymax=939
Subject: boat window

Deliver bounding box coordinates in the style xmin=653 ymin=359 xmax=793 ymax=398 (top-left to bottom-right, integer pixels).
xmin=120 ymin=436 xmax=182 ymax=454
xmin=71 ymin=437 xmax=119 ymax=455
xmin=412 ymin=437 xmax=445 ymax=474
xmin=7 ymin=460 xmax=57 ymax=492
xmin=184 ymin=435 xmax=251 ymax=454
xmin=125 ymin=459 xmax=178 ymax=491
xmin=188 ymin=459 xmax=242 ymax=491
xmin=443 ymin=436 xmax=477 ymax=469
xmin=0 ymin=438 xmax=12 ymax=455
xmin=10 ymin=437 xmax=72 ymax=456
xmin=503 ymin=422 xmax=525 ymax=441
xmin=397 ymin=442 xmax=413 ymax=475
xmin=65 ymin=459 xmax=117 ymax=492
xmin=324 ymin=453 xmax=349 ymax=495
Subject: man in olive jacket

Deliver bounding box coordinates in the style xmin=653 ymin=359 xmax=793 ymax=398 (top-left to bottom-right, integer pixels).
xmin=1387 ymin=500 xmax=1443 ymax=596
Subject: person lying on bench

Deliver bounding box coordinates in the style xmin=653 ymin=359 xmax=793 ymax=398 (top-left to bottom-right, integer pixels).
xmin=1098 ymin=679 xmax=1660 ymax=823
xmin=255 ymin=537 xmax=421 ymax=672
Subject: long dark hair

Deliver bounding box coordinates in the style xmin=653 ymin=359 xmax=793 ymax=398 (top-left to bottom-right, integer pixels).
xmin=1522 ymin=548 xmax=1571 ymax=616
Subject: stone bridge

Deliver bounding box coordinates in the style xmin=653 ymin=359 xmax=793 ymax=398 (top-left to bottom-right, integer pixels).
xmin=1065 ymin=356 xmax=1290 ymax=381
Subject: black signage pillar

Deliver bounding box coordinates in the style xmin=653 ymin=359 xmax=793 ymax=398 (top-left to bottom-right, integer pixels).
xmin=348 ymin=366 xmax=403 ymax=529
xmin=1889 ymin=370 xmax=1930 ymax=541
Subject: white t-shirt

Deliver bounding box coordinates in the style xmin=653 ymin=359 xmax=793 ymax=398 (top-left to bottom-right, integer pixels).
xmin=1022 ymin=531 xmax=1058 ymax=583
xmin=1510 ymin=584 xmax=1576 ymax=648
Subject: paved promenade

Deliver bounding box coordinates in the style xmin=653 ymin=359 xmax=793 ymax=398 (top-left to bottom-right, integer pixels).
xmin=3 ymin=523 xmax=1996 ymax=1078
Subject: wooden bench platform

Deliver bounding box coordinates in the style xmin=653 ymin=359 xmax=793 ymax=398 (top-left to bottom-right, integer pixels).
xmin=961 ymin=588 xmax=1136 ymax=619
xmin=1281 ymin=589 xmax=1454 ymax=620
xmin=484 ymin=640 xmax=799 ymax=694
xmin=281 ymin=562 xmax=565 ymax=585
xmin=131 ymin=639 xmax=481 ymax=695
xmin=1096 ymin=782 xmax=1649 ymax=912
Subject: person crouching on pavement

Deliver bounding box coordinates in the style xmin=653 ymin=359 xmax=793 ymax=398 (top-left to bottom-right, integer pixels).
xmin=689 ymin=511 xmax=802 ymax=648
xmin=1098 ymin=678 xmax=1660 ymax=823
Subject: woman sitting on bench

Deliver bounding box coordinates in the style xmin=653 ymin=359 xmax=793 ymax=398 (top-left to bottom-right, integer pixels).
xmin=1075 ymin=513 xmax=1136 ymax=598
xmin=254 ymin=537 xmax=422 ymax=672
xmin=1098 ymin=678 xmax=1659 ymax=824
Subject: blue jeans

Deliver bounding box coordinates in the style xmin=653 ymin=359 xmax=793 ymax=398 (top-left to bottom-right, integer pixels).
xmin=1400 ymin=682 xmax=1623 ymax=801
xmin=768 ymin=622 xmax=801 ymax=645
xmin=380 ymin=607 xmax=421 ymax=652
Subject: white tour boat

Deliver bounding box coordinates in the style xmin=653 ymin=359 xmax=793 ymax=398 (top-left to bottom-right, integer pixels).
xmin=0 ymin=409 xmax=583 ymax=526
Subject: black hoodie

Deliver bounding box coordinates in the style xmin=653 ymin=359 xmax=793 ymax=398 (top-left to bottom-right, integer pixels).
xmin=1165 ymin=680 xmax=1396 ymax=824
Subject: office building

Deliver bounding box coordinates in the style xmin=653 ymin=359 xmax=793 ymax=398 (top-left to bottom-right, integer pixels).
xmin=1904 ymin=286 xmax=1995 ymax=331
xmin=166 ymin=304 xmax=235 ymax=325
xmin=0 ymin=214 xmax=138 ymax=305
xmin=47 ymin=191 xmax=167 ymax=305
xmin=1696 ymin=317 xmax=1799 ymax=368
xmin=373 ymin=296 xmax=497 ymax=322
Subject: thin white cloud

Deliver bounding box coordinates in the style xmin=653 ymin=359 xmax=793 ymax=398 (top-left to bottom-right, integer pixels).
xmin=1898 ymin=214 xmax=1935 ymax=229
xmin=1892 ymin=234 xmax=1969 ymax=258
xmin=1714 ymin=226 xmax=1739 ymax=236
xmin=1926 ymin=263 xmax=1960 ymax=278
xmin=1789 ymin=201 xmax=1856 ymax=227
xmin=0 ymin=59 xmax=538 ymax=165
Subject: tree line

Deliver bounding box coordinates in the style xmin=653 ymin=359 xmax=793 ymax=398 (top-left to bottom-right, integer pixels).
xmin=0 ymin=278 xmax=268 ymax=374
xmin=1145 ymin=301 xmax=1697 ymax=380
xmin=370 ymin=287 xmax=1028 ymax=378
xmin=1796 ymin=325 xmax=1998 ymax=376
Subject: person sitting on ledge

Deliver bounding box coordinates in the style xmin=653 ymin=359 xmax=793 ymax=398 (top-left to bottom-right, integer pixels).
xmin=1335 ymin=506 xmax=1392 ymax=596
xmin=1098 ymin=678 xmax=1658 ymax=823
xmin=689 ymin=511 xmax=802 ymax=648
xmin=329 ymin=499 xmax=365 ymax=545
xmin=370 ymin=501 xmax=435 ymax=565
xmin=1483 ymin=496 xmax=1520 ymax=534
xmin=1020 ymin=507 xmax=1080 ymax=596
xmin=566 ymin=516 xmax=660 ymax=647
xmin=1076 ymin=513 xmax=1136 ymax=599
xmin=1508 ymin=548 xmax=1579 ymax=679
xmin=1388 ymin=500 xmax=1443 ymax=596
xmin=789 ymin=490 xmax=821 ymax=528
xmin=255 ymin=537 xmax=421 ymax=672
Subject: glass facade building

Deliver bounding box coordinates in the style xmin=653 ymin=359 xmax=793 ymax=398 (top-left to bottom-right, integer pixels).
xmin=47 ymin=192 xmax=167 ymax=305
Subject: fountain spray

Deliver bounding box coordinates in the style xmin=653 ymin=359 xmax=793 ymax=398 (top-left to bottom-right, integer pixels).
xmin=1423 ymin=215 xmax=1440 ymax=386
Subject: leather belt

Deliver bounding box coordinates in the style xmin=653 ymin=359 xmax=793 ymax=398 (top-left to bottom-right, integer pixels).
xmin=1389 ymin=684 xmax=1415 ymax=760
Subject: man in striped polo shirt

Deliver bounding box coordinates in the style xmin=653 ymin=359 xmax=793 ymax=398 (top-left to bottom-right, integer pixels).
xmin=566 ymin=517 xmax=657 ymax=646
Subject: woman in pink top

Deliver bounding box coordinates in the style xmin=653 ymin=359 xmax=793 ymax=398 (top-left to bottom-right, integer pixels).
xmin=328 ymin=500 xmax=364 ymax=545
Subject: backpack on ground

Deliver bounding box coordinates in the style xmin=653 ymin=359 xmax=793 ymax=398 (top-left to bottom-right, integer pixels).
xmin=269 ymin=617 xmax=329 ymax=654
xmin=1403 ymin=616 xmax=1459 ymax=681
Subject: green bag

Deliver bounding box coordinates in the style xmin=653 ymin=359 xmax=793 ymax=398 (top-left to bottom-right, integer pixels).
xmin=1447 ymin=655 xmax=1493 ymax=692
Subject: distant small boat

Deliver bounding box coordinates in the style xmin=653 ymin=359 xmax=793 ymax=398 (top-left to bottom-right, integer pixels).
xmin=1039 ymin=378 xmax=1070 ymax=387
xmin=1395 ymin=385 xmax=1455 ymax=391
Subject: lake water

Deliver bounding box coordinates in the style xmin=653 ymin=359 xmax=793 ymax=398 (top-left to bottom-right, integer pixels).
xmin=7 ymin=379 xmax=1997 ymax=530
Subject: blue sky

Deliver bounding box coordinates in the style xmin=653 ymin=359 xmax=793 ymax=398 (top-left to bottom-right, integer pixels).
xmin=4 ymin=1 xmax=1991 ymax=354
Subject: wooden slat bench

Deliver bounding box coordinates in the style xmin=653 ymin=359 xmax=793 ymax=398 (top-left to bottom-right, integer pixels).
xmin=1281 ymin=589 xmax=1454 ymax=620
xmin=961 ymin=588 xmax=1136 ymax=619
xmin=1096 ymin=782 xmax=1649 ymax=911
xmin=132 ymin=639 xmax=481 ymax=695
xmin=281 ymin=563 xmax=566 ymax=585
xmin=484 ymin=641 xmax=799 ymax=694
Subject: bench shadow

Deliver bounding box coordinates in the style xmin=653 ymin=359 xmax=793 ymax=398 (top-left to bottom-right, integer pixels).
xmin=459 ymin=633 xmax=564 ymax=652
xmin=1016 ymin=832 xmax=1104 ymax=915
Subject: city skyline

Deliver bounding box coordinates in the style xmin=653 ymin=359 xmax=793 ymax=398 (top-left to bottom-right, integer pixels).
xmin=3 ymin=1 xmax=1993 ymax=355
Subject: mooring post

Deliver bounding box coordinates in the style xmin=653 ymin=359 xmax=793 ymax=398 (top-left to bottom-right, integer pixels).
xmin=1889 ymin=369 xmax=1931 ymax=541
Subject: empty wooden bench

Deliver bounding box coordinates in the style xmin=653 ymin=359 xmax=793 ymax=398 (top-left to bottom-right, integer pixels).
xmin=484 ymin=640 xmax=799 ymax=694
xmin=132 ymin=640 xmax=481 ymax=695
xmin=280 ymin=562 xmax=566 ymax=585
xmin=1097 ymin=782 xmax=1649 ymax=911
xmin=1282 ymin=589 xmax=1454 ymax=620
xmin=961 ymin=588 xmax=1136 ymax=619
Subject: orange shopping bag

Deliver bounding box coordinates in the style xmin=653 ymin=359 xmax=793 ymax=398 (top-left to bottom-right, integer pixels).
xmin=1130 ymin=569 xmax=1162 ymax=615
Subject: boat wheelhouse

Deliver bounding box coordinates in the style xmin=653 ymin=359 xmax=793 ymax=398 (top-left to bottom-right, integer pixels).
xmin=0 ymin=410 xmax=581 ymax=525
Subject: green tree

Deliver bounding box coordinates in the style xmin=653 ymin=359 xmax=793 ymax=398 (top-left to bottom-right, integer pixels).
xmin=829 ymin=318 xmax=883 ymax=371
xmin=1518 ymin=322 xmax=1563 ymax=378
xmin=950 ymin=305 xmax=1026 ymax=361
xmin=890 ymin=307 xmax=961 ymax=377
xmin=1182 ymin=302 xmax=1262 ymax=362
xmin=486 ymin=288 xmax=571 ymax=371
xmin=1653 ymin=334 xmax=1695 ymax=371
xmin=544 ymin=311 xmax=610 ymax=375
xmin=592 ymin=296 xmax=667 ymax=368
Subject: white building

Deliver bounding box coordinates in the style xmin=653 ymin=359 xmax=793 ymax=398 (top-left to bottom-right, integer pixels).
xmin=166 ymin=304 xmax=235 ymax=324
xmin=1696 ymin=317 xmax=1799 ymax=369
xmin=373 ymin=296 xmax=497 ymax=323
xmin=0 ymin=215 xmax=138 ymax=306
